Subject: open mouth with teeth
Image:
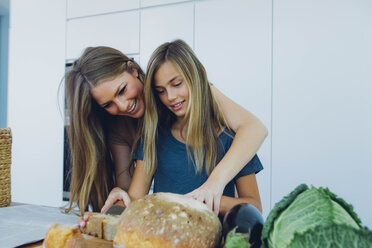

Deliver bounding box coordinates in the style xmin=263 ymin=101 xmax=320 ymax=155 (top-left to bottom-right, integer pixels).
xmin=171 ymin=100 xmax=185 ymax=111
xmin=127 ymin=99 xmax=137 ymax=113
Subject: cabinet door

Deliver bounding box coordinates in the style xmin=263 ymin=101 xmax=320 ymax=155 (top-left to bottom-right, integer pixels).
xmin=66 ymin=11 xmax=140 ymax=60
xmin=139 ymin=2 xmax=194 ymax=69
xmin=67 ymin=0 xmax=139 ymax=19
xmin=195 ymin=0 xmax=272 ymax=218
xmin=140 ymin=0 xmax=190 ymax=8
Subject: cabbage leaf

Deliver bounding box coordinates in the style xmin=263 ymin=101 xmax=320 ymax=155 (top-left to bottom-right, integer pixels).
xmin=261 ymin=184 xmax=372 ymax=248
xmin=224 ymin=227 xmax=250 ymax=248
xmin=288 ymin=224 xmax=372 ymax=248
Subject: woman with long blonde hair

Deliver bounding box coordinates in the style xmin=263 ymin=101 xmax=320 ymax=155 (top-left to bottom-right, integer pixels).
xmin=65 ymin=44 xmax=267 ymax=221
xmin=65 ymin=47 xmax=145 ymax=213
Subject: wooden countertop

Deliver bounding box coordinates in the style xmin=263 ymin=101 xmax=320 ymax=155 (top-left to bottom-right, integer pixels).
xmin=17 ymin=240 xmax=43 ymax=248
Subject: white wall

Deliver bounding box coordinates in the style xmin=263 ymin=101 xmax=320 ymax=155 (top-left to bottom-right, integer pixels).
xmin=272 ymin=0 xmax=372 ymax=229
xmin=8 ymin=0 xmax=66 ymax=206
xmin=8 ymin=0 xmax=372 ymax=229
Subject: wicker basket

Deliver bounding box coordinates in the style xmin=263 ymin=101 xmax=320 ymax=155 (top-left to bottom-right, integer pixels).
xmin=0 ymin=128 xmax=12 ymax=207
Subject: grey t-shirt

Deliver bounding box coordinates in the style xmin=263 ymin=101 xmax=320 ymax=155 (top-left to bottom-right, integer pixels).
xmin=108 ymin=116 xmax=136 ymax=147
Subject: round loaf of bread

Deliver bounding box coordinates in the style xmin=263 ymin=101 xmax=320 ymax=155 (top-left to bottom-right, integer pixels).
xmin=113 ymin=193 xmax=221 ymax=248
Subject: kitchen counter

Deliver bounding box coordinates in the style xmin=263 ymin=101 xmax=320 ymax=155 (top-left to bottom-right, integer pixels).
xmin=0 ymin=204 xmax=79 ymax=247
xmin=17 ymin=240 xmax=43 ymax=248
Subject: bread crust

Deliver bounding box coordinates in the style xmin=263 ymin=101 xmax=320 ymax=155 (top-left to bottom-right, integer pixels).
xmin=44 ymin=223 xmax=83 ymax=248
xmin=44 ymin=223 xmax=115 ymax=247
xmin=114 ymin=193 xmax=221 ymax=248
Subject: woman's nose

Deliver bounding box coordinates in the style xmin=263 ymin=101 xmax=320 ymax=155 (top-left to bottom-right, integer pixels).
xmin=116 ymin=99 xmax=130 ymax=113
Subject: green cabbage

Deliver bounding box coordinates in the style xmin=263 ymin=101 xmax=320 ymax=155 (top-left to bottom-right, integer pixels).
xmin=224 ymin=228 xmax=250 ymax=248
xmin=261 ymin=184 xmax=372 ymax=248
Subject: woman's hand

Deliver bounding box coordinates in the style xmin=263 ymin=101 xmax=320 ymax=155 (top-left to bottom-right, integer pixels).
xmin=78 ymin=212 xmax=94 ymax=229
xmin=100 ymin=187 xmax=131 ymax=214
xmin=186 ymin=178 xmax=225 ymax=215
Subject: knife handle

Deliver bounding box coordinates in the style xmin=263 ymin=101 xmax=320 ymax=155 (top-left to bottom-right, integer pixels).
xmin=114 ymin=200 xmax=125 ymax=206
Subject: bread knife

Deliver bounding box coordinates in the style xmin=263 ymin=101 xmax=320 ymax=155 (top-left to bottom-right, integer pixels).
xmin=104 ymin=200 xmax=126 ymax=215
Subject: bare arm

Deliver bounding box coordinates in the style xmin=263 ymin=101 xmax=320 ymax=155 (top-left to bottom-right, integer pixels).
xmin=97 ymin=143 xmax=133 ymax=214
xmin=219 ymin=174 xmax=262 ymax=216
xmin=210 ymin=86 xmax=267 ymax=190
xmin=127 ymin=160 xmax=152 ymax=201
xmin=187 ymin=86 xmax=267 ymax=214
xmin=110 ymin=143 xmax=133 ymax=191
xmin=100 ymin=159 xmax=151 ymax=213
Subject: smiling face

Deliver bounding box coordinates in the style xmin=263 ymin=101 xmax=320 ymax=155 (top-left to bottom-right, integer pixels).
xmin=90 ymin=69 xmax=145 ymax=118
xmin=153 ymin=61 xmax=190 ymax=122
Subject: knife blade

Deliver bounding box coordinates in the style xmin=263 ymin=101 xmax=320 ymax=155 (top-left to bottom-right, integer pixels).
xmin=104 ymin=200 xmax=126 ymax=216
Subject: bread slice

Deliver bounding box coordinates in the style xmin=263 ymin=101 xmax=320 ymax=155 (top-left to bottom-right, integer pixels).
xmin=102 ymin=214 xmax=119 ymax=241
xmin=81 ymin=213 xmax=105 ymax=238
xmin=81 ymin=213 xmax=119 ymax=241
xmin=44 ymin=223 xmax=83 ymax=248
xmin=44 ymin=223 xmax=113 ymax=247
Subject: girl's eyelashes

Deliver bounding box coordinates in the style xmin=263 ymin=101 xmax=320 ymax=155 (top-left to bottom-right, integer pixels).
xmin=154 ymin=81 xmax=182 ymax=94
xmin=156 ymin=89 xmax=165 ymax=95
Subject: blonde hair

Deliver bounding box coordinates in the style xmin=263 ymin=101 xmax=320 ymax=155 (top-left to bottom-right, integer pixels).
xmin=140 ymin=39 xmax=228 ymax=178
xmin=64 ymin=46 xmax=145 ymax=214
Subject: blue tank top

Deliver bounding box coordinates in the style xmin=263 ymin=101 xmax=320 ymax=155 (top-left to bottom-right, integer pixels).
xmin=134 ymin=128 xmax=263 ymax=197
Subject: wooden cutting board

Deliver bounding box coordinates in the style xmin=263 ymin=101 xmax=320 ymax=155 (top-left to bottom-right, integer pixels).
xmin=71 ymin=234 xmax=113 ymax=247
xmin=17 ymin=240 xmax=43 ymax=248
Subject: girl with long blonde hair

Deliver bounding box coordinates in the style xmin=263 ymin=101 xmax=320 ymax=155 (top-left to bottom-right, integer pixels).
xmin=115 ymin=40 xmax=263 ymax=216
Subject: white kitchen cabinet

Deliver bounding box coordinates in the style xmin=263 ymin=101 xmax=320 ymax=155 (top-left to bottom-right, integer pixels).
xmin=140 ymin=0 xmax=190 ymax=8
xmin=139 ymin=2 xmax=194 ymax=69
xmin=67 ymin=0 xmax=139 ymax=19
xmin=66 ymin=11 xmax=140 ymax=60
